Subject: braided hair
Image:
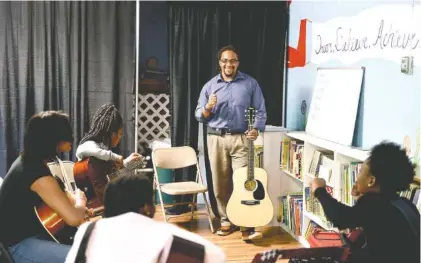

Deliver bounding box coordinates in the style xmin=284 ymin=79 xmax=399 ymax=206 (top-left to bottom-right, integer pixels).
xmin=80 ymin=104 xmax=123 ymax=149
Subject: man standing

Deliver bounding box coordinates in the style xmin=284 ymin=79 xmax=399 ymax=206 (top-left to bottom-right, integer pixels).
xmin=195 ymin=45 xmax=267 ymax=241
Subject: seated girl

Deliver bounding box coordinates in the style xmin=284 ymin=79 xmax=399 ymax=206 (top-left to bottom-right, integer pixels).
xmin=76 ymin=103 xmax=141 ymax=167
xmin=311 ymin=141 xmax=420 ymax=263
xmin=75 ymin=104 xmax=143 ymax=203
xmin=0 ymin=111 xmax=88 ymax=263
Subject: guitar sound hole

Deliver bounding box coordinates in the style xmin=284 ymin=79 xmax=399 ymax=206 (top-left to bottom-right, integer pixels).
xmin=244 ymin=180 xmax=257 ymax=191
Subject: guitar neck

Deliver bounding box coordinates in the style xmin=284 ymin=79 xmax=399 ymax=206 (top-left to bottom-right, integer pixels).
xmin=107 ymin=158 xmax=146 ymax=181
xmin=107 ymin=168 xmax=121 ymax=181
xmin=247 ymin=125 xmax=255 ymax=181
xmin=55 ymin=157 xmax=75 ymax=193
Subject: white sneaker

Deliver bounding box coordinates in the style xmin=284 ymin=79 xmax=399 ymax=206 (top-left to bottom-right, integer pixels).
xmin=242 ymin=230 xmax=263 ymax=241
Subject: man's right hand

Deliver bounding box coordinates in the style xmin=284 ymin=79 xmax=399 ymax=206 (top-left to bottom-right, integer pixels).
xmin=206 ymin=93 xmax=217 ymax=110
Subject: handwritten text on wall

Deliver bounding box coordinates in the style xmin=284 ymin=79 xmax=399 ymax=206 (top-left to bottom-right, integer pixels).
xmin=311 ymin=5 xmax=421 ymax=65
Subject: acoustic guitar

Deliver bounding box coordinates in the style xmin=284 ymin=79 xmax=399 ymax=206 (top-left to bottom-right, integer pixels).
xmin=34 ymin=157 xmax=99 ymax=245
xmin=226 ymin=107 xmax=274 ymax=227
xmin=251 ymin=246 xmax=350 ymax=263
xmin=73 ymin=156 xmax=149 ymax=209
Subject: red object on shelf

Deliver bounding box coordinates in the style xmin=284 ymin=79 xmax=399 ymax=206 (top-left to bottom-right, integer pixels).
xmin=307 ymin=229 xmax=343 ymax=248
xmin=308 ymin=228 xmax=365 ymax=248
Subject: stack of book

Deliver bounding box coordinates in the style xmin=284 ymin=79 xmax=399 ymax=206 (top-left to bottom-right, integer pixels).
xmin=340 ymin=162 xmax=362 ymax=206
xmin=304 ymin=186 xmax=334 ymax=229
xmin=308 ymin=150 xmax=334 ymax=179
xmin=278 ymin=192 xmax=303 ymax=236
xmin=303 ymin=221 xmax=320 ymax=241
xmin=400 ymin=183 xmax=420 ymax=211
xmin=280 ymin=138 xmax=304 ymax=180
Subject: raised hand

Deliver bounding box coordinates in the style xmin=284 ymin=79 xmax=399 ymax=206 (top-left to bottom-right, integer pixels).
xmin=125 ymin=152 xmax=142 ymax=163
xmin=310 ymin=178 xmax=326 ymax=194
xmin=206 ymin=93 xmax=217 ymax=110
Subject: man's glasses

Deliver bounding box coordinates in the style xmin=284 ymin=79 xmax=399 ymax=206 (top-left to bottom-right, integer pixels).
xmin=219 ymin=59 xmax=239 ymax=65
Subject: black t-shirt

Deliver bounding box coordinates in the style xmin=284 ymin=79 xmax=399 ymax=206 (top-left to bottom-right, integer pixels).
xmin=315 ymin=188 xmax=420 ymax=263
xmin=0 ymin=155 xmax=52 ymax=246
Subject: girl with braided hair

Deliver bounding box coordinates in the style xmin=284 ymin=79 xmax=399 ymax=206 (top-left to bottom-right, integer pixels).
xmin=76 ymin=104 xmax=141 ymax=166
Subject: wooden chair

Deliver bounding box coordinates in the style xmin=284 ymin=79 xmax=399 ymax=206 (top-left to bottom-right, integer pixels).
xmin=152 ymin=146 xmax=214 ymax=233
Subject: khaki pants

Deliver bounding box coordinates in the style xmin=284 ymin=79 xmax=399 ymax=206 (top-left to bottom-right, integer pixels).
xmin=207 ymin=134 xmax=249 ymax=227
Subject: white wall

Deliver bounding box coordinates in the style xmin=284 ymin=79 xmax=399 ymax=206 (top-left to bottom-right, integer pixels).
xmin=287 ymin=1 xmax=420 ymax=154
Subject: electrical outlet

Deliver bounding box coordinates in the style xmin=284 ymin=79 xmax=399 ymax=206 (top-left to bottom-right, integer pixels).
xmin=401 ymin=56 xmax=414 ymax=75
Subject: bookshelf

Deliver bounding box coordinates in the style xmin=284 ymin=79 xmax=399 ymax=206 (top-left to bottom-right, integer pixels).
xmin=260 ymin=127 xmax=421 ymax=248
xmin=281 ymin=130 xmax=363 ymax=247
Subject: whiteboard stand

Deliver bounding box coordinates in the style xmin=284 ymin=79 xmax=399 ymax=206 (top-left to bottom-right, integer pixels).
xmin=305 ymin=67 xmax=365 ymax=147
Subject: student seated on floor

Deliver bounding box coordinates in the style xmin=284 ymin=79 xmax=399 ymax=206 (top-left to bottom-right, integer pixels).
xmin=65 ymin=173 xmax=226 ymax=263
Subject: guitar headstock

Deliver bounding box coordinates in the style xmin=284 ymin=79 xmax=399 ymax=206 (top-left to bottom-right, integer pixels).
xmin=245 ymin=107 xmax=255 ymax=130
xmin=125 ymin=156 xmax=150 ymax=171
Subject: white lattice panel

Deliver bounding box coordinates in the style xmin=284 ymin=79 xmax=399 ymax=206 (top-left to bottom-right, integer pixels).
xmin=133 ymin=94 xmax=171 ymax=145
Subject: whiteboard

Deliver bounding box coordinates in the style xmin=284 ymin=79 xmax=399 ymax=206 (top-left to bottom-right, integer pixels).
xmin=305 ymin=67 xmax=364 ymax=147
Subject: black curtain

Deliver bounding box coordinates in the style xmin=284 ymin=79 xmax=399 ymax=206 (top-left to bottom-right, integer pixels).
xmin=0 ymin=1 xmax=136 ymax=177
xmin=168 ymin=1 xmax=288 ymax=216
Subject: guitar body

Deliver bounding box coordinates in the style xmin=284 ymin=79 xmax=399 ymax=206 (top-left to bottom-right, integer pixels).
xmin=35 ymin=160 xmax=79 ymax=245
xmin=226 ymin=107 xmax=274 ymax=228
xmin=73 ymin=156 xmax=147 ymax=208
xmin=73 ymin=157 xmax=115 ymax=208
xmin=34 ymin=203 xmax=77 ymax=245
xmin=35 ymin=158 xmax=105 ymax=244
xmin=227 ymin=167 xmax=274 ymax=227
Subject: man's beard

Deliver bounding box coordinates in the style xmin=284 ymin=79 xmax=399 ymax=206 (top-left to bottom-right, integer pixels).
xmin=224 ymin=68 xmax=236 ymax=77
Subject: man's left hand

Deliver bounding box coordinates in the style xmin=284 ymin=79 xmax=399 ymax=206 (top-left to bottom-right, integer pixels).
xmin=245 ymin=128 xmax=258 ymax=141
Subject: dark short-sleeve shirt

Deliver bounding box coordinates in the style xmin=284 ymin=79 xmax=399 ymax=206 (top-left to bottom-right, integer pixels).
xmin=0 ymin=155 xmax=52 ymax=246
